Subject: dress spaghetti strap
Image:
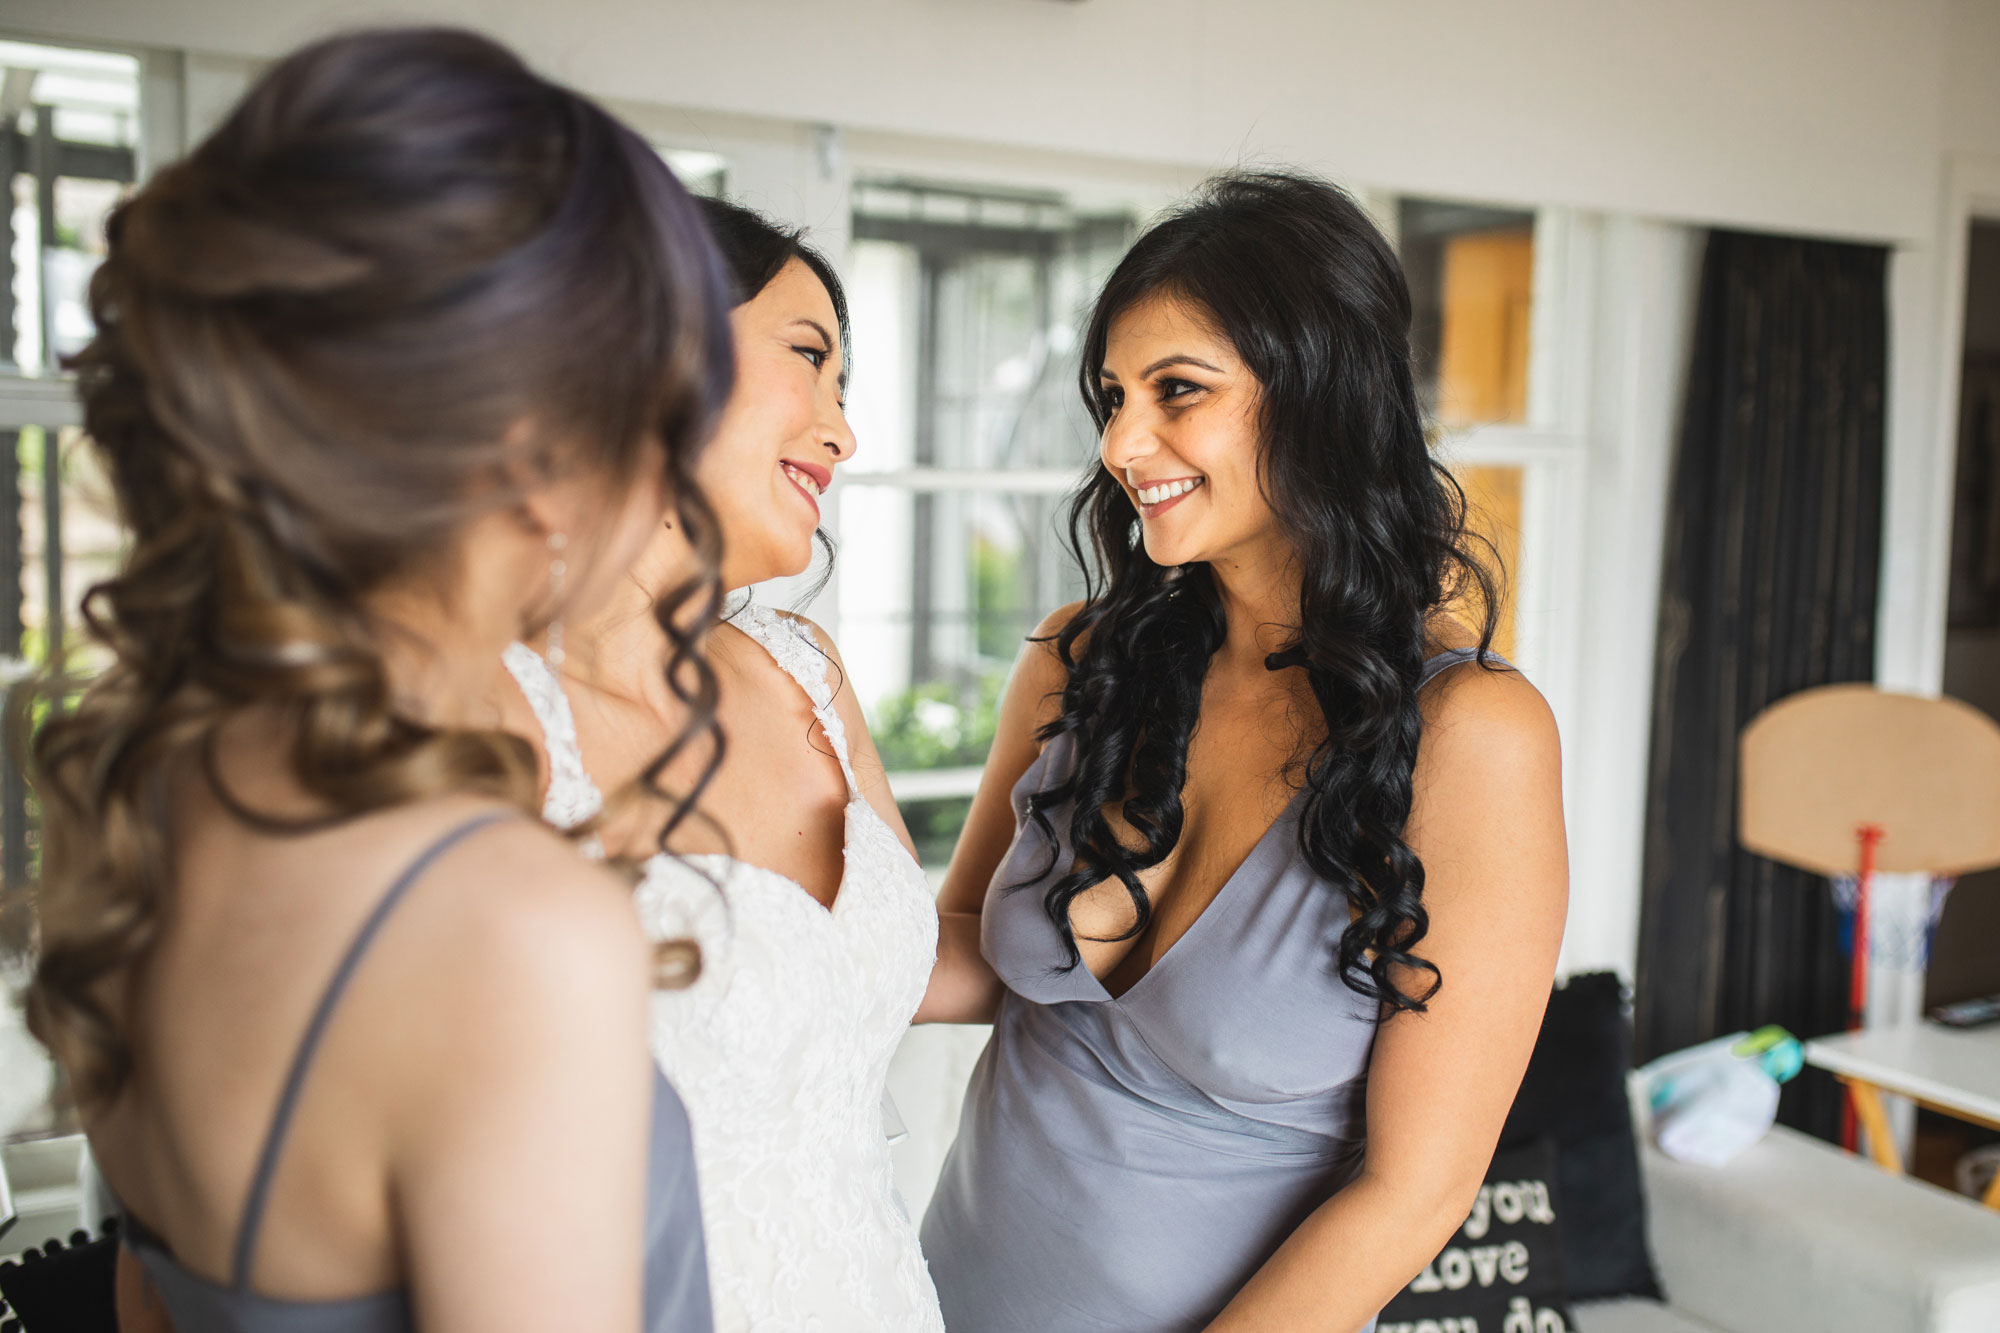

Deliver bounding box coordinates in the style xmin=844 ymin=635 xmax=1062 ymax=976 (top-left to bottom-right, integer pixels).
xmin=229 ymin=811 xmax=513 ymax=1291
xmin=728 ymin=603 xmax=861 ymax=797
xmin=501 ymin=642 xmax=605 ymax=832
xmin=1419 ymin=644 xmax=1492 ymax=689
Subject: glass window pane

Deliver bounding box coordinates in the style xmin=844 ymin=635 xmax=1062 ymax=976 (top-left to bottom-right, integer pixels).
xmin=846 ymin=186 xmax=1132 ymax=480
xmin=0 ymin=39 xmax=143 ymax=1138
xmin=658 ymin=147 xmax=727 ymax=198
xmin=841 ymin=485 xmax=1086 ymax=702
xmin=842 ymin=485 xmax=1086 ymax=865
xmin=847 ymin=239 xmax=922 ymax=472
xmin=1452 ymin=462 xmax=1522 ymax=661
xmin=1399 ymin=198 xmax=1535 ymax=427
xmin=18 ymin=424 xmax=120 ymax=671
xmin=2 ymin=40 xmax=141 ymax=372
xmin=841 ymin=185 xmax=1133 ymax=865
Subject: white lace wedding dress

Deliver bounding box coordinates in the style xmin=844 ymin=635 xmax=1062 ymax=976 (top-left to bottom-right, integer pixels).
xmin=503 ymin=604 xmax=945 ymax=1332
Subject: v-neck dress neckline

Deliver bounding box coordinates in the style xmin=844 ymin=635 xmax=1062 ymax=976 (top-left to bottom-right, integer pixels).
xmin=1061 ymin=766 xmax=1309 ymax=1004
xmin=921 ymin=644 xmax=1505 ymax=1333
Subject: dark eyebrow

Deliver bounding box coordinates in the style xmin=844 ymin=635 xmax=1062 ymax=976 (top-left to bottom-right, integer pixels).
xmin=1142 ymin=354 xmax=1221 ymax=378
xmin=1098 ymin=354 xmax=1223 ymax=381
xmin=792 ymin=317 xmax=835 ymax=348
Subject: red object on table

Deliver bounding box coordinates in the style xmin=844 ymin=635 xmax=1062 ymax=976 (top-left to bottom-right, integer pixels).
xmin=1842 ymin=823 xmax=1886 ymax=1152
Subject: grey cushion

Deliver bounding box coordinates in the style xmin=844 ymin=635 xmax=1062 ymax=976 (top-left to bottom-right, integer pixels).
xmin=1575 ymin=1298 xmax=1727 ymax=1333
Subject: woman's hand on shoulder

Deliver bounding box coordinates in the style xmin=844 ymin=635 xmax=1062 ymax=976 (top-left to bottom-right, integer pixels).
xmin=387 ymin=813 xmax=656 ymax=1333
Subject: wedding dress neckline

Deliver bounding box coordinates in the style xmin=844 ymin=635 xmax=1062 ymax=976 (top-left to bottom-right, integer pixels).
xmin=502 ymin=601 xmax=883 ymax=915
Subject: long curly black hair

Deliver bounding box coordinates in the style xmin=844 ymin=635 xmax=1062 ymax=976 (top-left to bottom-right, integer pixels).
xmin=1024 ymin=170 xmax=1499 ymax=1012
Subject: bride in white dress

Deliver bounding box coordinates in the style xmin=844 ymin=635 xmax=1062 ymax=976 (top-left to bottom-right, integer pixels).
xmin=495 ymin=200 xmax=960 ymax=1331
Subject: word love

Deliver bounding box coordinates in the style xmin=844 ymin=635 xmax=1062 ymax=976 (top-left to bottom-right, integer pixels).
xmin=1406 ymin=1240 xmax=1531 ymax=1294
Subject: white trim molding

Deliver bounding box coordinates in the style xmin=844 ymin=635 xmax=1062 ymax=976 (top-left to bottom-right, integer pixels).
xmin=1896 ymin=154 xmax=2000 ymax=695
xmin=0 ymin=376 xmax=81 ymax=430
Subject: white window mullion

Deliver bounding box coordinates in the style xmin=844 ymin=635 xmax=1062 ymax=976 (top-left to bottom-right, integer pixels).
xmin=842 ymin=467 xmax=1082 ymax=493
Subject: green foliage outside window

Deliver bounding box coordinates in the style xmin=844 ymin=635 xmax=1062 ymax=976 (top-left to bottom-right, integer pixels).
xmin=871 ymin=670 xmax=1005 ymax=772
xmin=973 ymin=535 xmax=1031 ymax=662
xmin=871 ymin=667 xmax=1008 ymax=866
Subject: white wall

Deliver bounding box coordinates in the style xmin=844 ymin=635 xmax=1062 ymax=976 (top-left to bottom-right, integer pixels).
xmin=0 ymin=0 xmax=1959 ymax=244
xmin=1947 ymin=0 xmax=2000 ymax=162
xmin=1560 ymin=218 xmax=1704 ymax=980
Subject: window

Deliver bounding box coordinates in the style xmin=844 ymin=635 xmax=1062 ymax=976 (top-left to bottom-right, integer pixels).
xmin=838 ymin=181 xmax=1133 ymax=865
xmin=3 ymin=40 xmax=139 ymax=374
xmin=0 ymin=36 xmax=142 ymax=1136
xmin=660 ymin=148 xmax=727 ymax=198
xmin=2 ymin=38 xmax=139 ymax=691
xmin=1396 ymin=197 xmax=1546 ymax=669
xmin=1454 ymin=463 xmax=1523 ymax=662
xmin=1398 ymin=197 xmax=1538 ymax=428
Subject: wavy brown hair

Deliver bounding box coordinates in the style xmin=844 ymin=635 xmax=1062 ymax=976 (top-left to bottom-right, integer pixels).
xmin=25 ymin=27 xmax=736 ymax=1112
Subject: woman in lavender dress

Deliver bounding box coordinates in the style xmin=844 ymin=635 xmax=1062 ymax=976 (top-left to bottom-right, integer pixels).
xmin=919 ymin=171 xmax=1569 ymax=1332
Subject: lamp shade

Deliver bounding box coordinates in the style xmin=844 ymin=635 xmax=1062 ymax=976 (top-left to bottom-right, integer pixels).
xmin=1739 ymin=685 xmax=2000 ymax=877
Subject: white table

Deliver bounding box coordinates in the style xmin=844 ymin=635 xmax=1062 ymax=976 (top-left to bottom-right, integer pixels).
xmin=1804 ymin=1022 xmax=2000 ymax=1209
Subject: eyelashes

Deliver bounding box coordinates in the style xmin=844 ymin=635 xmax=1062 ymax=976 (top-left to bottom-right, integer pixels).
xmin=791 ymin=343 xmax=848 ymax=414
xmin=1097 ymin=377 xmax=1208 ymax=414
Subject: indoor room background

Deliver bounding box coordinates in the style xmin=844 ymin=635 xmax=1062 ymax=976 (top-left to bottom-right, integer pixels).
xmin=1 ymin=0 xmax=1996 ymax=1239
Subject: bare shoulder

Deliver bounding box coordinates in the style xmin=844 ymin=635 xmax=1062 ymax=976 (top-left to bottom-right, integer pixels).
xmin=1031 ymin=599 xmax=1089 ymax=646
xmin=398 ymin=809 xmax=648 ymax=1013
xmin=976 ymin=599 xmax=1082 ymax=740
xmin=1409 ymin=656 xmax=1563 ymax=856
xmin=1022 ymin=598 xmax=1087 ymax=685
xmin=1418 ymin=655 xmax=1559 ymax=772
xmin=372 ymin=805 xmax=652 ymax=1174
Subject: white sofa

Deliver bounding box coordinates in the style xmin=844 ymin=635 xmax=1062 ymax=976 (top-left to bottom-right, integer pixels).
xmin=1576 ymin=1122 xmax=2000 ymax=1333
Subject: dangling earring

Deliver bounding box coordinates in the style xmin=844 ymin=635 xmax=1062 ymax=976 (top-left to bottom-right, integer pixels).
xmin=545 ymin=531 xmax=569 ymax=670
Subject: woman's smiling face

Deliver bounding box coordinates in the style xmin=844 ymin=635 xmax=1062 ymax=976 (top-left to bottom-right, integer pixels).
xmin=1096 ymin=293 xmax=1276 ymax=571
xmin=696 ymin=256 xmax=855 ymax=589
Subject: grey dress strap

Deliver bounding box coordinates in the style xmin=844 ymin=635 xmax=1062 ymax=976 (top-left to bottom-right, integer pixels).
xmin=1419 ymin=644 xmax=1489 ymax=689
xmin=230 ymin=811 xmax=512 ymax=1291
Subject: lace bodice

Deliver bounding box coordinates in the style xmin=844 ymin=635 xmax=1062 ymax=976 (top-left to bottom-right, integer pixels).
xmin=501 ymin=641 xmax=603 ymax=834
xmin=502 ymin=608 xmax=944 ymax=1332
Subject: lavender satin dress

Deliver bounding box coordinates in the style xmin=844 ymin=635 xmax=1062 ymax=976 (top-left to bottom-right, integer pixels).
xmin=921 ymin=648 xmax=1493 ymax=1332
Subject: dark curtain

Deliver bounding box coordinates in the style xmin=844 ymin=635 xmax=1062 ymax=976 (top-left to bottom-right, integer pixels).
xmin=1634 ymin=229 xmax=1887 ymax=1142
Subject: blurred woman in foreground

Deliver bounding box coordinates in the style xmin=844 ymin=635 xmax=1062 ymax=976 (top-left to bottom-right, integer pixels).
xmin=28 ymin=28 xmax=733 ymax=1332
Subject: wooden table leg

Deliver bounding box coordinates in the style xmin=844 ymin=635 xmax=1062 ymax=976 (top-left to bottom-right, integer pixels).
xmin=1840 ymin=1077 xmax=1906 ymax=1174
